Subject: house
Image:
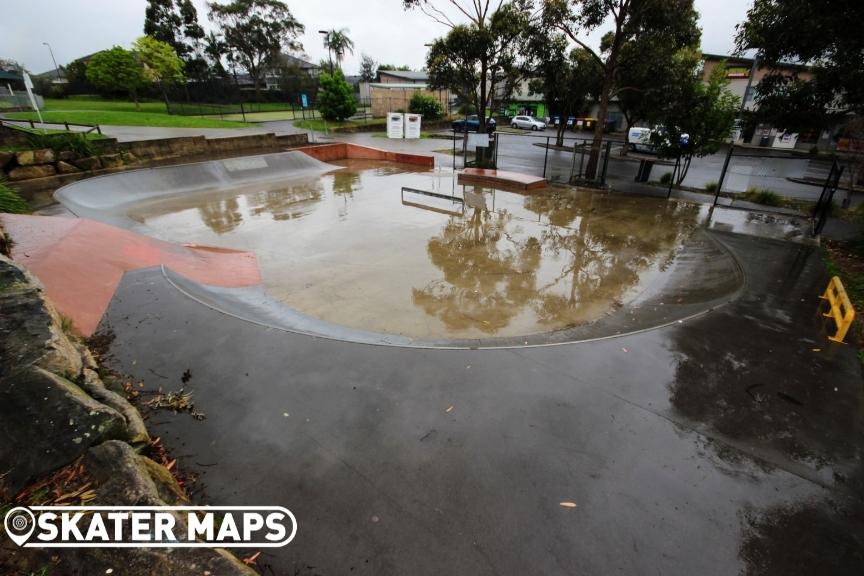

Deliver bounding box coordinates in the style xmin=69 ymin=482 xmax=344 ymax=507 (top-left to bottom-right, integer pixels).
xmin=258 ymin=54 xmax=320 ymax=90
xmin=377 ymin=70 xmax=428 ymax=84
xmin=701 ymin=53 xmax=826 ymax=150
xmin=363 ymin=69 xmax=450 ymax=117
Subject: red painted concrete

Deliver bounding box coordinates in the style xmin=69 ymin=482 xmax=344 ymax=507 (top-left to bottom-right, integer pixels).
xmin=457 ymin=168 xmax=547 ymax=191
xmin=296 ymin=143 xmax=434 ymax=168
xmin=1 ymin=214 xmax=260 ymax=336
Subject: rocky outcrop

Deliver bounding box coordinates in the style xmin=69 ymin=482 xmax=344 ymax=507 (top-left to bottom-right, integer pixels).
xmin=56 ymin=160 xmax=81 ymax=174
xmin=0 ymin=150 xmax=14 ymax=170
xmin=0 ymin=250 xmax=255 ymax=576
xmin=7 ymin=164 xmax=57 ymax=180
xmin=16 ymin=149 xmax=56 ymax=166
xmin=71 ymin=156 xmax=102 ymax=171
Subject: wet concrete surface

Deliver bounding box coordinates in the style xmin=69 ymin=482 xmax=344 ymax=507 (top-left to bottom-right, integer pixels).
xmin=97 ymin=231 xmax=864 ymax=575
xmin=125 ymin=159 xmax=737 ymax=342
xmin=329 ymin=130 xmax=831 ymax=202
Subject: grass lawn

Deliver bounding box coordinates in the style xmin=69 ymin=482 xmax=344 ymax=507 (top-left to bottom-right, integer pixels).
xmin=4 ymin=98 xmax=253 ymax=129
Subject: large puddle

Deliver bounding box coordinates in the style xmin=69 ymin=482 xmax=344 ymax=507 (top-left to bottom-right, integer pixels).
xmin=128 ymin=159 xmax=706 ymax=339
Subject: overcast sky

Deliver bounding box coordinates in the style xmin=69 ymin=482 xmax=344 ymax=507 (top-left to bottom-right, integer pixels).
xmin=1 ymin=0 xmax=753 ymax=75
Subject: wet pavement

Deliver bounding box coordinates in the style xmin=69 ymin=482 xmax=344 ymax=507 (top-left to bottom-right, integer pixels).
xmin=96 ymin=229 xmax=864 ymax=574
xmin=127 ymin=159 xmax=734 ymax=341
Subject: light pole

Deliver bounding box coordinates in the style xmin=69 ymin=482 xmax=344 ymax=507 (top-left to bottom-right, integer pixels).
xmin=318 ymin=30 xmax=333 ymax=75
xmin=42 ymin=42 xmax=61 ymax=82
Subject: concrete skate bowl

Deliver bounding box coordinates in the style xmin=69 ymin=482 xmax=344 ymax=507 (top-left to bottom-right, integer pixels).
xmin=54 ymin=149 xmax=744 ymax=348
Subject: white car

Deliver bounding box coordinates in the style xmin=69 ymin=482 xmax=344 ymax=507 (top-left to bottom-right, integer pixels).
xmin=510 ymin=115 xmax=546 ymax=131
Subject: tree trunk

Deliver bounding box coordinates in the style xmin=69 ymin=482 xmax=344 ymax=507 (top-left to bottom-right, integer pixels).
xmin=587 ymin=69 xmax=613 ymax=178
xmin=556 ymin=120 xmax=565 ymax=148
xmin=160 ymin=81 xmax=171 ymax=114
xmin=622 ymin=114 xmax=633 ymax=156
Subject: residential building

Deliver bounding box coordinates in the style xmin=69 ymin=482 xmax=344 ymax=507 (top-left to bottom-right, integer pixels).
xmin=701 ymin=53 xmax=828 ymax=150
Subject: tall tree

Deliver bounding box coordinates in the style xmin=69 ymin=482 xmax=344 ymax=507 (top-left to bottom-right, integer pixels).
xmin=359 ymin=54 xmax=377 ymax=82
xmin=322 ymin=28 xmax=355 ymax=70
xmin=377 ymin=64 xmax=412 ymax=72
xmin=86 ymin=47 xmax=147 ymax=109
xmin=543 ymin=0 xmax=698 ymax=177
xmin=610 ymin=2 xmax=700 ymax=152
xmin=203 ymin=31 xmax=229 ymax=78
xmin=144 ymin=0 xmax=207 ymax=78
xmin=651 ymin=58 xmax=740 ymax=186
xmin=133 ymin=36 xmax=185 ymax=109
xmin=414 ymin=0 xmax=533 ymax=132
xmin=208 ymin=0 xmax=304 ymax=100
xmin=525 ymin=30 xmax=603 ymax=147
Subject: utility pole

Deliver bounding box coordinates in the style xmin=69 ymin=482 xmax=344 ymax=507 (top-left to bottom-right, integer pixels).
xmin=42 ymin=42 xmax=61 ymax=82
xmin=318 ymin=30 xmax=333 ymax=75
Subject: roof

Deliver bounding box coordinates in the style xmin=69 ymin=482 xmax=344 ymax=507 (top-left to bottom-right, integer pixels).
xmin=276 ymin=54 xmax=319 ymax=70
xmin=701 ymin=52 xmax=807 ymax=71
xmin=378 ymin=70 xmax=428 ymax=81
xmin=369 ymin=82 xmax=430 ymax=90
xmin=0 ymin=70 xmax=23 ymax=81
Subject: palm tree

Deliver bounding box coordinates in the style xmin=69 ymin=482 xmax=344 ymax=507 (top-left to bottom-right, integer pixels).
xmin=322 ymin=28 xmax=355 ymax=72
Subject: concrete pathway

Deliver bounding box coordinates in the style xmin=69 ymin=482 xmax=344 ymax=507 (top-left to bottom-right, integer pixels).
xmin=92 ymin=231 xmax=864 ymax=575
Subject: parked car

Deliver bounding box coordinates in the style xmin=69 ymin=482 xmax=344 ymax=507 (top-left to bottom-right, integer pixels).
xmin=628 ymin=126 xmax=690 ymax=154
xmin=510 ymin=115 xmax=547 ymax=131
xmin=628 ymin=126 xmax=655 ymax=153
xmin=452 ymin=115 xmax=497 ymax=133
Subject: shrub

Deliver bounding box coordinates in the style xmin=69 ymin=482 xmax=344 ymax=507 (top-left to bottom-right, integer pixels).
xmin=704 ymin=181 xmax=719 ymax=193
xmin=0 ymin=178 xmax=30 ymax=214
xmin=659 ymin=172 xmax=673 ymax=185
xmin=741 ymin=186 xmax=783 ymax=206
xmin=409 ymin=93 xmax=443 ymax=119
xmin=318 ymin=70 xmax=356 ymax=121
xmin=27 ymin=132 xmax=95 ymax=157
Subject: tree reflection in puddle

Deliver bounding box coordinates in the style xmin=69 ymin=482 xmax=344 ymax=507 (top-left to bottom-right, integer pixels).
xmin=413 ymin=187 xmax=701 ymax=336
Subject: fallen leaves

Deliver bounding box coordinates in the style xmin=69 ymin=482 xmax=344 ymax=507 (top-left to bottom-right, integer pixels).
xmin=241 ymin=551 xmax=261 ymax=566
xmin=15 ymin=456 xmax=97 ymax=506
xmin=145 ymin=388 xmax=206 ymax=420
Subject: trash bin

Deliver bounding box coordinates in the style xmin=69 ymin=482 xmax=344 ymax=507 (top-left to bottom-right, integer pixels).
xmin=759 ymin=135 xmax=771 ymax=147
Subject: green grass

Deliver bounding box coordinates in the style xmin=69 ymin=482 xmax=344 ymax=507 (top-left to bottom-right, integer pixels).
xmin=739 ymin=186 xmax=784 ymax=207
xmin=6 ymin=98 xmax=252 ymax=129
xmin=0 ymin=179 xmax=31 ymax=214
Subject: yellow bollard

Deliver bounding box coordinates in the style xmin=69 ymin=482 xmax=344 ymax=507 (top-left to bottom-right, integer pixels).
xmin=820 ymin=276 xmax=855 ymax=343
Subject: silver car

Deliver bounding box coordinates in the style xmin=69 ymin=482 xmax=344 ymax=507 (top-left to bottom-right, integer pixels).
xmin=510 ymin=115 xmax=546 ymax=131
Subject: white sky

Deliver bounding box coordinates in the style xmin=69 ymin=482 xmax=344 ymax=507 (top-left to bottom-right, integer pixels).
xmin=1 ymin=0 xmax=753 ymax=75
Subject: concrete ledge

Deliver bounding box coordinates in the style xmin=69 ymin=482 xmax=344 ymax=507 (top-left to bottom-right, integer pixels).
xmin=457 ymin=167 xmax=547 ymax=191
xmin=296 ymin=142 xmax=435 ymax=167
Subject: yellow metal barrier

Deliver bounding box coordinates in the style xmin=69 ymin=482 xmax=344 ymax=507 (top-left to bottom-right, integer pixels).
xmin=820 ymin=276 xmax=855 ymax=343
